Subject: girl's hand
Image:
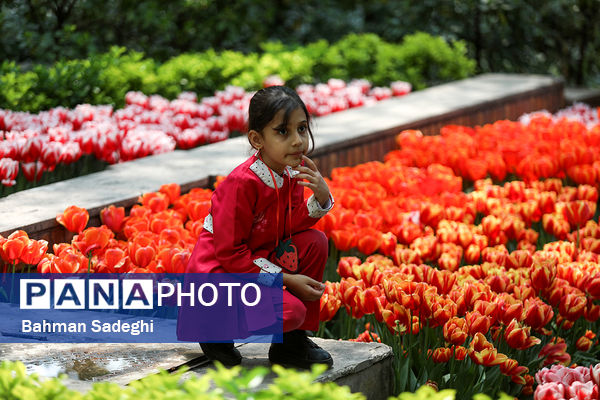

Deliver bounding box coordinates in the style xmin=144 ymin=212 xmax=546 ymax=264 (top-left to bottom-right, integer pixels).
xmin=283 ymin=273 xmax=325 ymax=302
xmin=294 ymin=155 xmax=331 ymax=207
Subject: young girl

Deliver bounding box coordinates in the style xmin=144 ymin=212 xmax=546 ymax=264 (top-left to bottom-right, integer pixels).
xmin=180 ymin=86 xmax=334 ymax=369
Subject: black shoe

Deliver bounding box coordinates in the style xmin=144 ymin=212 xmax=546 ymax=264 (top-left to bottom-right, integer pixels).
xmin=268 ymin=330 xmax=333 ymax=369
xmin=200 ymin=342 xmax=242 ymax=366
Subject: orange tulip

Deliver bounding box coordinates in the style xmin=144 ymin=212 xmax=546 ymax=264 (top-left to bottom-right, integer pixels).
xmin=186 ymin=200 xmax=211 ymax=221
xmin=381 ymin=302 xmax=411 ymax=334
xmin=530 ymin=256 xmax=557 ymax=293
xmin=499 ymin=301 xmax=524 ymax=326
xmin=575 ymin=330 xmax=597 ymax=352
xmin=542 ymin=213 xmax=570 ymax=240
xmin=586 ymin=272 xmax=600 ymax=299
xmin=563 ymin=200 xmax=596 ymax=227
xmin=138 ymin=192 xmax=170 ymax=213
xmin=360 ymin=263 xmax=384 ymax=287
xmin=100 ymin=205 xmax=125 ymax=233
xmin=523 ymin=297 xmax=554 ymax=330
xmin=1 ymin=231 xmax=29 ymax=263
xmin=157 ymin=247 xmax=190 ymax=274
xmin=500 ymin=358 xmax=528 ymax=384
xmin=319 ymin=293 xmax=341 ymax=322
xmin=465 ymin=310 xmax=492 ymax=336
xmin=586 ymin=298 xmax=600 ymax=322
xmin=56 ymin=205 xmax=89 ymax=234
xmin=473 ymin=300 xmax=499 ymax=326
xmin=356 ymin=287 xmax=379 ymax=315
xmin=73 ymin=226 xmax=113 ymax=257
xmin=429 ymin=347 xmax=452 ymax=363
xmin=392 ymin=247 xmax=422 ymax=266
xmin=378 ymin=232 xmax=397 ymax=257
xmin=336 ymin=256 xmax=361 ymax=279
xmin=96 ymin=247 xmax=129 ymax=273
xmin=19 ymin=239 xmax=48 ymax=265
xmin=410 ymin=235 xmax=440 ymax=262
xmin=37 ymin=253 xmax=82 ymax=274
xmin=504 ymin=319 xmax=540 ymax=350
xmin=159 ymin=183 xmax=181 ymax=204
xmin=558 ymin=293 xmax=587 ymax=321
xmin=443 ymin=317 xmax=468 ymax=346
xmin=453 ymin=345 xmax=468 ymax=361
xmin=505 ymin=249 xmax=533 ymax=269
xmin=356 ymin=228 xmax=383 ymax=255
xmin=538 ymin=339 xmax=571 ymax=366
xmin=464 ymin=243 xmax=481 ymax=264
xmin=427 ymin=268 xmax=456 ymax=295
xmin=468 ymin=332 xmax=507 ymax=367
xmin=393 ymin=221 xmax=422 ymax=245
xmin=419 ymin=203 xmax=444 ymax=228
xmin=330 ymin=229 xmax=356 ymax=251
xmin=481 ymin=215 xmax=502 ymax=241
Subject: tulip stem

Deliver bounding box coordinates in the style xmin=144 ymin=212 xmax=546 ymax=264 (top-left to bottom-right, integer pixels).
xmin=87 ymin=251 xmax=92 ymax=273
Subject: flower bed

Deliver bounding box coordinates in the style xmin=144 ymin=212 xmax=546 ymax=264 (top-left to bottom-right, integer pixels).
xmin=0 ymin=78 xmax=411 ymax=197
xmin=1 ymin=103 xmax=600 ymax=398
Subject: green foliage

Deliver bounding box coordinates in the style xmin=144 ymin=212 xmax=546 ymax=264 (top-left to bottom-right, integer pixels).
xmin=1 ymin=0 xmax=598 ymax=86
xmin=0 ymin=33 xmax=475 ymax=112
xmin=389 ymin=385 xmax=516 ymax=400
xmin=0 ymin=360 xmax=362 ymax=400
xmin=0 ymin=360 xmax=521 ymax=400
xmin=372 ymin=32 xmax=476 ymax=90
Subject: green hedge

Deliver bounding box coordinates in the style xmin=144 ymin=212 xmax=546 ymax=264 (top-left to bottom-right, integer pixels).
xmin=0 ymin=32 xmax=476 ymax=113
xmin=0 ymin=360 xmax=515 ymax=400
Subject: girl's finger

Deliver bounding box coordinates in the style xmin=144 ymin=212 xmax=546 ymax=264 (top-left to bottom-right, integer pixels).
xmin=301 ymin=155 xmax=318 ymax=171
xmin=295 ymin=171 xmax=313 ymax=178
xmin=294 ymin=166 xmax=314 ymax=175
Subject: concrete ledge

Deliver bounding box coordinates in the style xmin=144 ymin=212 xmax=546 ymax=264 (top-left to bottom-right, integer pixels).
xmin=0 ymin=73 xmax=563 ymax=247
xmin=182 ymin=339 xmax=394 ymax=400
xmin=1 ymin=339 xmax=394 ymax=400
xmin=565 ymin=87 xmax=600 ymax=107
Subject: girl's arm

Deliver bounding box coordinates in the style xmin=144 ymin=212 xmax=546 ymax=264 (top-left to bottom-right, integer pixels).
xmin=282 ymin=273 xmax=325 ymax=302
xmin=210 ymin=175 xmax=282 ymax=285
xmin=289 ymin=155 xmax=334 ymax=233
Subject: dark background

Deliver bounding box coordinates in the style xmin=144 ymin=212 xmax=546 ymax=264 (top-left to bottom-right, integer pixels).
xmin=1 ymin=0 xmax=599 ymax=87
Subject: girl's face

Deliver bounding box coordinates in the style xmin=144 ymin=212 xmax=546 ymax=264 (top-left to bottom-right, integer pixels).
xmin=249 ymin=107 xmax=309 ymax=174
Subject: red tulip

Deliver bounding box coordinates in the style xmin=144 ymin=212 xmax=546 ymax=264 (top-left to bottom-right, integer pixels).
xmin=138 ymin=192 xmax=170 ymax=213
xmin=57 ymin=205 xmax=89 ymax=234
xmin=1 ymin=230 xmax=29 ymax=263
xmin=319 ymin=293 xmax=341 ymax=322
xmin=73 ymin=226 xmax=114 ymax=257
xmin=523 ymin=297 xmax=554 ymax=330
xmin=331 ymin=229 xmax=356 ymax=251
xmin=563 ymin=200 xmax=596 ymax=227
xmin=558 ymin=293 xmax=587 ymax=321
xmin=575 ymin=330 xmax=597 ymax=352
xmin=100 ymin=205 xmax=125 ymax=233
xmin=356 ymin=228 xmax=382 ymax=255
xmin=19 ymin=239 xmax=48 ymax=265
xmin=465 ymin=310 xmax=492 ymax=336
xmin=443 ymin=317 xmax=468 ymax=346
xmin=429 ymin=347 xmax=452 ymax=363
xmin=503 ymin=319 xmax=540 ymax=350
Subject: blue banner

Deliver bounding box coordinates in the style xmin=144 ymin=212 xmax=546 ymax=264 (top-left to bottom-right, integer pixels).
xmin=0 ymin=273 xmax=283 ymax=343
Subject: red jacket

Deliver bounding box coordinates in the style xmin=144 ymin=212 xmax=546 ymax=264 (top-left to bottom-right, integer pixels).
xmin=186 ymin=154 xmax=334 ymax=285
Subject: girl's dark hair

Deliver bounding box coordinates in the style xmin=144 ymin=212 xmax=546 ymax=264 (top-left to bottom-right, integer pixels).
xmin=248 ymin=86 xmax=315 ymax=154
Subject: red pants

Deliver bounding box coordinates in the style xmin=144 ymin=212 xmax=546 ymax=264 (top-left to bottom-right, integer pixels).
xmin=274 ymin=229 xmax=328 ymax=332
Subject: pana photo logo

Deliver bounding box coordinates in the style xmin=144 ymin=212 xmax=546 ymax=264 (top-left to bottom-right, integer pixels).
xmin=0 ymin=273 xmax=282 ymax=343
xmin=19 ymin=278 xmax=263 ymax=309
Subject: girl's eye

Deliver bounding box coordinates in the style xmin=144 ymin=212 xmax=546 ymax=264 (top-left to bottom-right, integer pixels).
xmin=277 ymin=129 xmax=287 ymax=135
xmin=298 ymin=125 xmax=307 ymax=134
